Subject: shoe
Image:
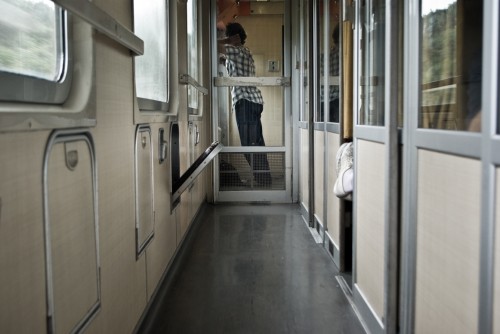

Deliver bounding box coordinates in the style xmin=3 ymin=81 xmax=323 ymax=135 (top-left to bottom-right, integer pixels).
xmin=335 ymin=142 xmax=349 ymax=174
xmin=334 ymin=142 xmax=353 ymax=198
xmin=334 ymin=167 xmax=353 ymax=198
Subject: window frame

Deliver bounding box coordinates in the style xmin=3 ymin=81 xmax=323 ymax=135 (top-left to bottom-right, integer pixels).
xmin=0 ymin=10 xmax=97 ymax=133
xmin=0 ymin=6 xmax=72 ymax=105
xmin=187 ymin=0 xmax=201 ymax=115
xmin=133 ymin=0 xmax=171 ymax=116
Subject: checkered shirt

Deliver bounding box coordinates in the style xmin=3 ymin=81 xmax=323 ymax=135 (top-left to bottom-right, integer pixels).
xmin=320 ymin=44 xmax=340 ymax=102
xmin=224 ymin=44 xmax=264 ymax=107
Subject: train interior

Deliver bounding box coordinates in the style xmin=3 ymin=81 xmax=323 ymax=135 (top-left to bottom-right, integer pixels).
xmin=1 ymin=0 xmax=500 ymax=333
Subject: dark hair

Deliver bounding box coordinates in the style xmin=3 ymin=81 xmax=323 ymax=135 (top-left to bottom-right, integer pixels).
xmin=226 ymin=22 xmax=247 ymax=45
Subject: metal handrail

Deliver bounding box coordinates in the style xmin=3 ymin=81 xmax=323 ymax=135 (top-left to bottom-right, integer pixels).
xmin=214 ymin=76 xmax=291 ymax=87
xmin=179 ymin=74 xmax=209 ymax=95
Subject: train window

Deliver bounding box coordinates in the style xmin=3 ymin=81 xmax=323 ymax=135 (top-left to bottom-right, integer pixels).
xmin=419 ymin=0 xmax=482 ymax=131
xmin=187 ymin=0 xmax=199 ymax=114
xmin=0 ymin=0 xmax=70 ymax=104
xmin=358 ymin=0 xmax=386 ymax=126
xmin=133 ymin=0 xmax=169 ymax=111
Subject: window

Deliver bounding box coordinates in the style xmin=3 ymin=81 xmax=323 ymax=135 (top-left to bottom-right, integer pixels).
xmin=187 ymin=0 xmax=200 ymax=113
xmin=358 ymin=0 xmax=386 ymax=126
xmin=0 ymin=0 xmax=70 ymax=104
xmin=419 ymin=0 xmax=482 ymax=131
xmin=134 ymin=0 xmax=169 ymax=111
xmin=318 ymin=0 xmax=341 ymax=123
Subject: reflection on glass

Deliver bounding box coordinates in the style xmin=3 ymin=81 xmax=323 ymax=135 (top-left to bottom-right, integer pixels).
xmin=420 ymin=0 xmax=482 ymax=131
xmin=134 ymin=0 xmax=168 ymax=103
xmin=218 ymin=14 xmax=285 ymax=147
xmin=358 ymin=0 xmax=385 ymax=126
xmin=0 ymin=0 xmax=63 ymax=82
xmin=318 ymin=1 xmax=341 ymax=123
xmin=187 ymin=0 xmax=199 ymax=110
xmin=300 ymin=0 xmax=310 ymax=122
xmin=316 ymin=0 xmax=325 ymax=123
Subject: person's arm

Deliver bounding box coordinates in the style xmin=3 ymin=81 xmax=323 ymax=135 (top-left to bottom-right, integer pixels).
xmin=217 ymin=39 xmax=227 ymax=54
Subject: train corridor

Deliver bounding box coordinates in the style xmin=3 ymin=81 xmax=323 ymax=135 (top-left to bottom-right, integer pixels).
xmin=137 ymin=203 xmax=365 ymax=333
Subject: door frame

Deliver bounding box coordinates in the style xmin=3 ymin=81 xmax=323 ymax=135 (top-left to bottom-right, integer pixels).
xmin=211 ymin=0 xmax=294 ymax=203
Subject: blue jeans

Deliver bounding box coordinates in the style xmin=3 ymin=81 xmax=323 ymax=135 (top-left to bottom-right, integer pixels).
xmin=235 ymin=99 xmax=272 ymax=185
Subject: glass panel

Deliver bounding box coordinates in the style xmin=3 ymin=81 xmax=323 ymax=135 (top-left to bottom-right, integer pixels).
xmin=319 ymin=0 xmax=341 ymax=123
xmin=316 ymin=0 xmax=325 ymax=122
xmin=302 ymin=0 xmax=310 ymax=122
xmin=217 ymin=13 xmax=285 ymax=147
xmin=218 ymin=86 xmax=285 ymax=147
xmin=358 ymin=0 xmax=386 ymax=126
xmin=420 ymin=0 xmax=482 ymax=131
xmin=0 ymin=0 xmax=63 ymax=82
xmin=134 ymin=0 xmax=168 ymax=103
xmin=187 ymin=0 xmax=199 ymax=111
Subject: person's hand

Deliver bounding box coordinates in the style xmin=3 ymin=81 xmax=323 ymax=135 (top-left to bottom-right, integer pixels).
xmin=217 ymin=21 xmax=227 ymax=30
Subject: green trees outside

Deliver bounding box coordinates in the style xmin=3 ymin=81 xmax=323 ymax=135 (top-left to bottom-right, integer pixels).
xmin=0 ymin=0 xmax=60 ymax=81
xmin=421 ymin=2 xmax=457 ymax=85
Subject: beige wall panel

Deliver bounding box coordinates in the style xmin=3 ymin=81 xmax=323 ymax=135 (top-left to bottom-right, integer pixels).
xmin=146 ymin=202 xmax=176 ymax=301
xmin=190 ymin=175 xmax=204 ymax=221
xmin=237 ymin=15 xmax=284 ymax=147
xmin=93 ymin=0 xmax=132 ymax=30
xmin=415 ymin=150 xmax=481 ymax=334
xmin=300 ymin=129 xmax=309 ymax=211
xmin=314 ymin=131 xmax=325 ymax=223
xmin=188 ymin=137 xmax=205 ymax=223
xmin=88 ymin=126 xmax=147 ymax=334
xmin=93 ymin=35 xmax=134 ymax=128
xmin=86 ymin=34 xmax=147 ymax=333
xmin=48 ymin=141 xmax=98 ymax=333
xmin=179 ymin=189 xmax=191 ymax=243
xmin=493 ymin=168 xmax=500 ymax=334
xmin=177 ymin=176 xmax=205 ymax=251
xmin=356 ymin=140 xmax=385 ymax=320
xmin=145 ymin=123 xmax=177 ymax=300
xmin=0 ymin=131 xmax=50 ymax=332
xmin=197 ymin=172 xmax=205 ymax=211
xmin=136 ymin=128 xmax=154 ymax=251
xmin=326 ymin=133 xmax=341 ymax=246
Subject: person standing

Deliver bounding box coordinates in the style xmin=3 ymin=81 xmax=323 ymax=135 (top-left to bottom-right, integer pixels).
xmin=218 ymin=22 xmax=272 ymax=186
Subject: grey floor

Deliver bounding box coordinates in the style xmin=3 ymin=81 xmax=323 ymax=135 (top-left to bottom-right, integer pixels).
xmin=139 ymin=203 xmax=365 ymax=334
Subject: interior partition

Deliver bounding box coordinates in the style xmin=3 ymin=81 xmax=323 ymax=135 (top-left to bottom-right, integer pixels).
xmin=414 ymin=150 xmax=481 ymax=333
xmin=314 ymin=130 xmax=325 ymax=224
xmin=326 ymin=132 xmax=341 ymax=248
xmin=355 ymin=139 xmax=386 ymax=323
